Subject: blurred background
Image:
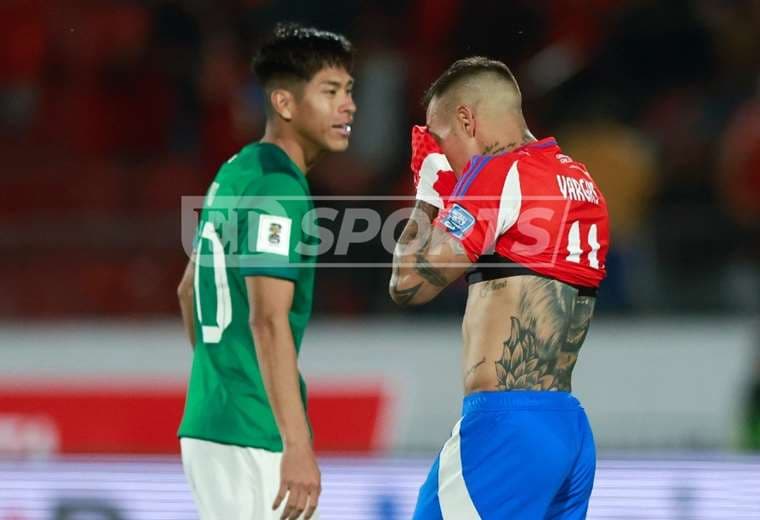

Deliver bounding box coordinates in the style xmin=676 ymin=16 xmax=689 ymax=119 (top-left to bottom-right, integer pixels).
xmin=1 ymin=0 xmax=760 ymax=518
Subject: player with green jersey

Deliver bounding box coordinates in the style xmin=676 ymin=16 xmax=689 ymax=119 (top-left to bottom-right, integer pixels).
xmin=176 ymin=24 xmax=355 ymax=520
xmin=179 ymin=142 xmax=315 ymax=450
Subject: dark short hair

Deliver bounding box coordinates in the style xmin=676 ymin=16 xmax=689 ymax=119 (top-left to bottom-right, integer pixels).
xmin=252 ymin=23 xmax=354 ymax=88
xmin=422 ymin=56 xmax=518 ymax=108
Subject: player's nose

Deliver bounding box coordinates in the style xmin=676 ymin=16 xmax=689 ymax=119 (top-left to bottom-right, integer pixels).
xmin=341 ymin=94 xmax=356 ymax=117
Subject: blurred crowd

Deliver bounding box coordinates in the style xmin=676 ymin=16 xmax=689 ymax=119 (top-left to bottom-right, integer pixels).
xmin=1 ymin=0 xmax=759 ymax=318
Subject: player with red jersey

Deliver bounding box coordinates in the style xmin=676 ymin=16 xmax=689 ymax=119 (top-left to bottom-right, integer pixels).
xmin=390 ymin=57 xmax=609 ymax=519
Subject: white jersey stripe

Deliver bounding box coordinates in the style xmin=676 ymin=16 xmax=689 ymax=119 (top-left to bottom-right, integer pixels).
xmin=438 ymin=419 xmax=481 ymax=519
xmin=496 ymin=160 xmax=522 ymax=237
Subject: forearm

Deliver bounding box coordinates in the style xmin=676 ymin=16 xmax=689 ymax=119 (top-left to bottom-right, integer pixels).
xmin=251 ymin=316 xmax=311 ymax=447
xmin=178 ymin=293 xmax=196 ymax=347
xmin=177 ymin=259 xmax=196 ymax=348
xmin=389 ymin=201 xmax=448 ymax=306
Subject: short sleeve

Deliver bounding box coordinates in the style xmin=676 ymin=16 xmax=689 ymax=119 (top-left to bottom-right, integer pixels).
xmin=236 ymin=173 xmax=310 ymax=281
xmin=434 ymin=156 xmax=522 ymax=262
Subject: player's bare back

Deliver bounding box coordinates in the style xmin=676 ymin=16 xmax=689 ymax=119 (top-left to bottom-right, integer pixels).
xmin=462 ymin=274 xmax=596 ymax=395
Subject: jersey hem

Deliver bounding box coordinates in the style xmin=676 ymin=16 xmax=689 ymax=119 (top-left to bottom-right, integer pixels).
xmin=178 ymin=433 xmax=283 ymax=453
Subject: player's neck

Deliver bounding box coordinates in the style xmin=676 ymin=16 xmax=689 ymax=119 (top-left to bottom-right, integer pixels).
xmin=481 ymin=127 xmax=537 ymax=156
xmin=260 ymin=127 xmax=317 ymax=175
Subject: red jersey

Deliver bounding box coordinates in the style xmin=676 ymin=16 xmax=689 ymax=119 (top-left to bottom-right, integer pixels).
xmin=435 ymin=137 xmax=609 ymax=289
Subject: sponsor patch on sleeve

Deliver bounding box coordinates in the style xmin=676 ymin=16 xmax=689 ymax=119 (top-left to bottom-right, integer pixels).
xmin=442 ymin=203 xmax=475 ymax=239
xmin=256 ymin=214 xmax=291 ymax=256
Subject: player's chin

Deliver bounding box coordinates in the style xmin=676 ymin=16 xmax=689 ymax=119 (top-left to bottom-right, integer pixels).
xmin=323 ymin=135 xmax=350 ymax=152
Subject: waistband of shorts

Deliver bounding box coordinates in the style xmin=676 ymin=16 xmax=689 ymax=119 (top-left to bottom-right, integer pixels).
xmin=463 ymin=390 xmax=581 ymax=414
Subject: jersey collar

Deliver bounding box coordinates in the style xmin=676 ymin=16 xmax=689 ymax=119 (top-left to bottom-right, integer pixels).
xmin=515 ymin=137 xmax=559 ymax=153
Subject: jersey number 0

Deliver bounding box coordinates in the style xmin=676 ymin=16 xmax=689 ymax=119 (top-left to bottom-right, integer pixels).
xmin=194 ymin=222 xmax=232 ymax=343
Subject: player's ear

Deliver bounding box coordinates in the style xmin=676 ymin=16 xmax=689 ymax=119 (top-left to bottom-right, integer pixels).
xmin=270 ymin=88 xmax=296 ymax=121
xmin=455 ymin=105 xmax=476 ymax=138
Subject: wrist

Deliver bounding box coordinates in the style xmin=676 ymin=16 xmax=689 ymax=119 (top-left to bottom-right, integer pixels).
xmin=282 ymin=428 xmax=312 ymax=448
xmin=415 ymin=200 xmax=440 ymax=220
xmin=284 ymin=438 xmax=312 ymax=451
xmin=415 ymin=190 xmax=445 ymax=209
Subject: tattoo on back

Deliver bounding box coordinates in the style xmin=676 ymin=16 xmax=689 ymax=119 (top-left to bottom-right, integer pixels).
xmin=493 ymin=278 xmax=596 ymax=392
xmin=478 ymin=279 xmax=508 ymax=297
xmin=495 ymin=316 xmax=555 ymax=390
xmin=465 ymin=357 xmax=486 ymax=380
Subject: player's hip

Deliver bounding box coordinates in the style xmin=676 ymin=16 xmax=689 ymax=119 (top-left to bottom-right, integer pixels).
xmin=458 ymin=390 xmax=593 ymax=464
xmin=413 ymin=392 xmax=595 ymax=519
xmin=181 ymin=438 xmax=318 ymax=520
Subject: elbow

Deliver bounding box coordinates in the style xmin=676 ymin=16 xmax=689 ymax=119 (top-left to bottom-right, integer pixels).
xmin=177 ymin=279 xmax=193 ymax=302
xmin=388 ymin=285 xmax=407 ymax=307
xmin=250 ymin=315 xmax=273 ymax=336
xmin=250 ymin=313 xmax=288 ymax=343
xmin=389 ymin=285 xmax=405 ymax=307
xmin=389 ymin=280 xmax=427 ymax=307
xmin=388 ymin=274 xmax=408 ymax=307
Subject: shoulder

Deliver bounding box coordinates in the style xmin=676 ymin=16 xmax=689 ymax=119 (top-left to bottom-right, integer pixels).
xmin=223 ymin=146 xmax=305 ymax=198
xmin=253 ymin=144 xmax=308 ymax=197
xmin=453 ymin=153 xmax=520 ymax=197
xmin=223 ymin=143 xmax=304 ymax=187
xmin=468 ymin=152 xmax=523 ymax=178
xmin=253 ymin=171 xmax=308 ymax=196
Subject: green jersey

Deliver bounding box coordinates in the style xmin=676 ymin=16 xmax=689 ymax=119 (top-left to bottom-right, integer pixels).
xmin=178 ymin=142 xmax=316 ymax=452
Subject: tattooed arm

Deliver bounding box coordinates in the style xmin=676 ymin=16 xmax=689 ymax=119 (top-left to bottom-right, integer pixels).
xmin=389 ymin=201 xmax=471 ymax=306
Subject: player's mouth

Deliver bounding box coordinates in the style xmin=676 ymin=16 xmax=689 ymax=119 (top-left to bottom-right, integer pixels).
xmin=332 ymin=123 xmax=352 ymax=138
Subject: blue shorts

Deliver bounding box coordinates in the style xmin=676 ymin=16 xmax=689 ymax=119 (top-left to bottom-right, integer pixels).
xmin=413 ymin=391 xmax=596 ymax=520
